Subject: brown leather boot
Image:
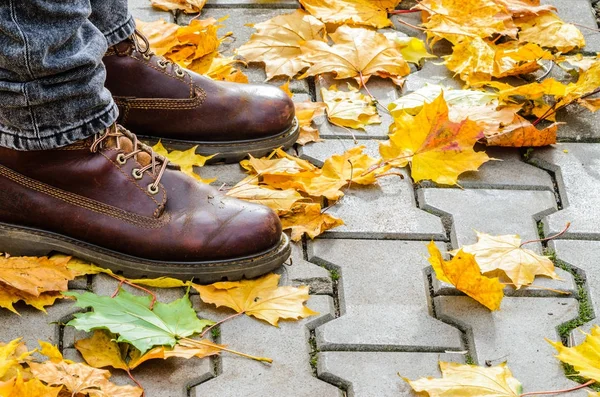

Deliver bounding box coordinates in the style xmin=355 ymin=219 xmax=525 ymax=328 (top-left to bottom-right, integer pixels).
xmin=0 ymin=125 xmax=290 ymax=282
xmin=103 ymin=33 xmax=299 ymax=163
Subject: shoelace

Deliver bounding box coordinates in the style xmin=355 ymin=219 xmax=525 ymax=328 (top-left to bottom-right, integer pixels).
xmin=90 ymin=124 xmax=169 ymax=196
xmin=132 ymin=30 xmax=187 ymax=78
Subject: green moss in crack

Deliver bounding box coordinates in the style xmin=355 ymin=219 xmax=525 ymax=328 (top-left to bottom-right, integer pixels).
xmin=308 ymin=333 xmax=320 ymax=374
xmin=537 ymin=220 xmax=546 ymax=240
xmin=211 ymin=328 xmax=221 ymax=339
xmin=330 ymin=269 xmax=340 ymax=281
xmin=553 ymin=260 xmax=594 ymax=340
xmin=464 ymin=354 xmax=475 ymax=365
xmin=523 ymin=148 xmax=535 ymax=160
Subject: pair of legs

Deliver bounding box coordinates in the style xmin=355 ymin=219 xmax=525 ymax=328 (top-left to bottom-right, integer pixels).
xmin=0 ymin=1 xmax=296 ymax=282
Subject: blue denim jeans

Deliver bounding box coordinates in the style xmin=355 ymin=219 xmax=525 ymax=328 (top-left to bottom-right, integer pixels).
xmin=0 ymin=1 xmax=135 ymax=150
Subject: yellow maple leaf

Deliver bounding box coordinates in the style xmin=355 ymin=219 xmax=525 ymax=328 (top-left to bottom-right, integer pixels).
xmin=451 ymin=231 xmax=559 ymax=288
xmin=516 ymin=12 xmax=585 ymax=52
xmin=444 ymin=38 xmax=553 ymax=85
xmin=380 ymin=94 xmax=490 ymax=185
xmin=1 ymin=372 xmax=62 ymax=397
xmin=30 ymin=361 xmax=142 ymax=397
xmin=385 ymin=34 xmax=437 ymax=65
xmin=300 ymin=25 xmax=410 ymax=86
xmin=295 ymin=101 xmax=326 ymax=145
xmin=128 ymin=339 xmax=224 ymax=370
xmin=152 ymin=141 xmax=215 ymax=184
xmin=0 ymin=285 xmax=62 ymax=315
xmin=226 ymin=178 xmax=305 ymax=215
xmin=558 ymin=60 xmax=600 ymax=108
xmin=0 ymin=256 xmax=74 ymax=297
xmin=493 ymin=0 xmax=556 ymax=16
xmin=237 ymin=10 xmax=327 ymax=79
xmin=281 ymin=203 xmax=345 ymax=241
xmin=194 ymin=273 xmax=318 ymax=326
xmin=405 ymin=361 xmax=523 ymax=396
xmin=137 ymin=17 xmax=222 ymax=66
xmin=150 ymin=0 xmax=206 ymax=13
xmin=321 ymin=84 xmax=381 ymax=130
xmin=416 ymin=0 xmax=517 ymax=46
xmin=299 ymin=0 xmax=394 ymax=29
xmin=548 ymin=324 xmax=600 ymax=383
xmin=427 ymin=242 xmax=504 ymax=311
xmin=38 ymin=342 xmax=64 ymax=364
xmin=0 ymin=339 xmax=27 ymax=379
xmin=189 ymin=53 xmax=248 ymax=83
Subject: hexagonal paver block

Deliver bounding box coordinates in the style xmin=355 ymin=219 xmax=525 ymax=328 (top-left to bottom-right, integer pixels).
xmin=310 ymin=239 xmax=463 ymax=351
xmin=531 ymin=144 xmax=600 ymax=238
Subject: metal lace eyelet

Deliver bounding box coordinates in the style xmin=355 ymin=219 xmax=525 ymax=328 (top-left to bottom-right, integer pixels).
xmin=147 ymin=184 xmax=159 ymax=195
xmin=157 ymin=59 xmax=167 ymax=69
xmin=132 ymin=169 xmax=143 ymax=180
xmin=175 ymin=69 xmax=185 ymax=78
xmin=116 ymin=153 xmax=127 ymax=165
xmin=142 ymin=53 xmax=151 ymax=61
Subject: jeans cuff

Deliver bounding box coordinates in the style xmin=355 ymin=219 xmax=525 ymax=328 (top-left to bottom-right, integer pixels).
xmin=103 ymin=15 xmax=136 ymax=47
xmin=0 ymin=101 xmax=119 ymax=151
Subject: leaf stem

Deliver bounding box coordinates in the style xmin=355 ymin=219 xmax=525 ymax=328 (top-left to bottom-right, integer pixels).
xmin=200 ymin=312 xmax=245 ymax=338
xmin=533 ymin=87 xmax=600 ymax=126
xmin=108 ymin=274 xmax=158 ymax=309
xmin=388 ymin=9 xmax=421 ymax=14
xmin=570 ymin=22 xmax=600 ymax=32
xmin=519 ymin=222 xmax=571 ymax=247
xmin=126 ymin=369 xmax=145 ymax=396
xmin=519 ymin=379 xmax=595 ymax=396
xmin=181 ymin=337 xmax=273 ymax=363
xmin=395 ymin=17 xmax=428 ymax=31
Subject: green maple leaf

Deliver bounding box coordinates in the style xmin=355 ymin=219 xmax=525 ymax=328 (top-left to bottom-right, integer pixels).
xmin=65 ymin=290 xmax=212 ymax=354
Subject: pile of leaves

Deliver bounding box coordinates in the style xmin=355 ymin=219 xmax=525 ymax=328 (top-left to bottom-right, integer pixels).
xmin=0 ymin=339 xmax=143 ymax=396
xmin=0 ymin=254 xmax=318 ymax=394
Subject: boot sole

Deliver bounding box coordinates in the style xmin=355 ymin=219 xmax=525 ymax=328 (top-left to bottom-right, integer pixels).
xmin=0 ymin=222 xmax=291 ymax=284
xmin=140 ymin=117 xmax=300 ymax=164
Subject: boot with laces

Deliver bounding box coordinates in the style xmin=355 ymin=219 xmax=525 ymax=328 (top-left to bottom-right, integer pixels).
xmin=103 ymin=32 xmax=298 ymax=163
xmin=0 ymin=124 xmax=290 ymax=282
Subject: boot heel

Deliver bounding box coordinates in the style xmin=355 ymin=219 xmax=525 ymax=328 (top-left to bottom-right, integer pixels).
xmin=0 ymin=225 xmax=54 ymax=257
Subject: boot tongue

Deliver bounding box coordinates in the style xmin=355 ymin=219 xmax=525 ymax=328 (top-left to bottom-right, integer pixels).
xmin=105 ymin=135 xmax=152 ymax=167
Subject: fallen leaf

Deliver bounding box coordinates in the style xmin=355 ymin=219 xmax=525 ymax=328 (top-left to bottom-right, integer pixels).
xmin=380 ymin=94 xmax=490 ymax=185
xmin=150 ymin=0 xmax=206 ymax=13
xmin=405 ymin=361 xmax=522 ymax=396
xmin=237 ymin=10 xmax=327 ymax=79
xmin=0 ymin=256 xmax=74 ymax=297
xmin=281 ymin=203 xmax=345 ymax=241
xmin=128 ymin=339 xmax=224 ymax=370
xmin=300 ymin=25 xmax=410 ymax=86
xmin=416 ymin=0 xmax=517 ymax=46
xmin=74 ymin=331 xmax=129 ymax=372
xmin=485 ymin=114 xmax=558 ymax=147
xmin=295 ymin=102 xmax=326 ymax=145
xmin=427 ymin=242 xmax=504 ymax=311
xmin=189 ymin=54 xmax=248 ymax=83
xmin=389 ymin=84 xmax=498 ymax=115
xmin=194 ymin=273 xmax=318 ymax=326
xmin=321 ymin=84 xmax=381 ymax=130
xmin=152 ymin=141 xmax=215 ymax=184
xmin=65 ymin=290 xmax=212 ymax=354
xmin=385 ymin=34 xmax=437 ymax=65
xmin=299 ymin=0 xmax=395 ymax=28
xmin=0 ymin=286 xmax=62 ymax=315
xmin=38 ymin=342 xmax=63 ymax=363
xmin=493 ymin=0 xmax=556 ymax=16
xmin=1 ymin=372 xmax=62 ymax=397
xmin=516 ymin=12 xmax=585 ymax=52
xmin=30 ymin=361 xmax=142 ymax=397
xmin=558 ymin=61 xmax=600 ymax=108
xmin=0 ymin=339 xmax=27 ymax=379
xmin=451 ymin=231 xmax=559 ymax=288
xmin=548 ymin=324 xmax=600 ymax=383
xmin=227 ymin=179 xmax=304 ymax=214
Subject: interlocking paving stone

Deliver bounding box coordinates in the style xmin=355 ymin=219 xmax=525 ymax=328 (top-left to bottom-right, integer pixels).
xmin=0 ymin=296 xmax=84 ymax=348
xmin=318 ymin=352 xmax=465 ymax=397
xmin=178 ymin=8 xmax=310 ymax=93
xmin=310 ymin=239 xmax=463 ymax=351
xmin=556 ymin=105 xmax=600 ymax=141
xmin=530 ymin=144 xmax=600 ymax=238
xmin=191 ymin=295 xmax=341 ymax=397
xmin=129 ymin=0 xmax=176 ymax=22
xmin=420 ymin=188 xmax=558 ymax=249
xmin=435 ymin=296 xmax=587 ymax=394
xmin=280 ymin=242 xmax=334 ymax=295
xmin=300 ymin=140 xmax=445 ymax=239
xmin=552 ymin=239 xmax=600 ymax=344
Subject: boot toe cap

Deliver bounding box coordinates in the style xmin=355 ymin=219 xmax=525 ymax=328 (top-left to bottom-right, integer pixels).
xmin=248 ymin=85 xmax=296 ymax=136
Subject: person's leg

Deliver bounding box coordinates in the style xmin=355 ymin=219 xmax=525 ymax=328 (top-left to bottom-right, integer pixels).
xmin=0 ymin=1 xmax=116 ymax=150
xmin=88 ymin=0 xmax=135 ymax=48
